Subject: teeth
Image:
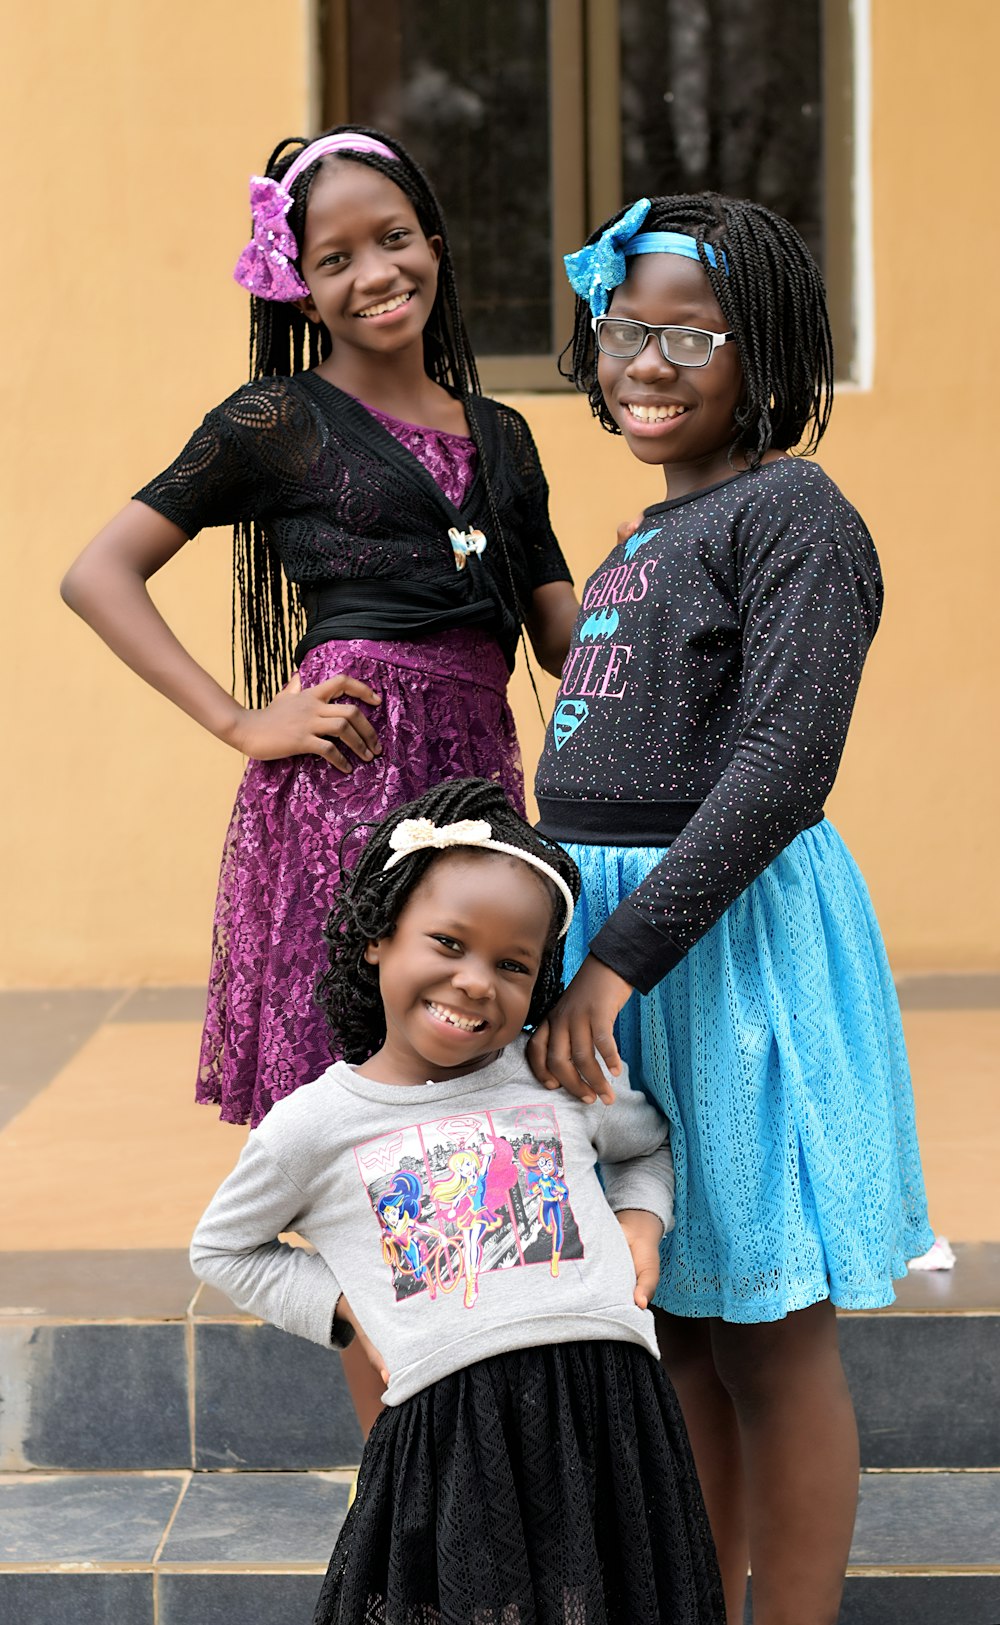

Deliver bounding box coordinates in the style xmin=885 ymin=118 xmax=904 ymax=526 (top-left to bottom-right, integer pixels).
xmin=427 ymin=1001 xmax=486 ymax=1033
xmin=358 ymin=292 xmax=411 ymax=318
xmin=627 ymin=403 xmax=686 ymax=422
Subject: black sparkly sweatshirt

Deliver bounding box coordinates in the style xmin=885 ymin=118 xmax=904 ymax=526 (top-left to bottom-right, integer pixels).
xmin=534 ymin=458 xmax=883 ymax=994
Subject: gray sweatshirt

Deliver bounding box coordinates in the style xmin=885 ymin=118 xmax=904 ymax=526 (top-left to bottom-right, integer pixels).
xmin=190 ymin=1037 xmax=674 ymax=1406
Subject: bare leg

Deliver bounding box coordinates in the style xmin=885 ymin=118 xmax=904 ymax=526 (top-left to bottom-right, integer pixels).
xmin=656 ymin=1310 xmax=749 ymax=1623
xmin=339 ymin=1338 xmax=385 ymax=1438
xmin=711 ymin=1300 xmax=859 ymax=1625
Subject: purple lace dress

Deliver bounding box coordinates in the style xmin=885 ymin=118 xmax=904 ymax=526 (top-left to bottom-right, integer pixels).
xmin=196 ymin=406 xmax=524 ymax=1126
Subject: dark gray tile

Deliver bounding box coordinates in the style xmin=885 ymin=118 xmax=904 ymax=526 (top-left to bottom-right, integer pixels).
xmin=110 ymin=987 xmax=208 ymax=1024
xmin=896 ymin=972 xmax=1000 ymax=1009
xmin=0 ymin=989 xmax=124 ymax=1129
xmin=0 ymin=1324 xmax=191 ymax=1471
xmin=840 ymin=1314 xmax=1000 ymax=1467
xmin=194 ymin=1323 xmax=363 ymax=1469
xmin=161 ymin=1472 xmax=349 ymax=1563
xmin=0 ymin=1573 xmax=155 ymax=1625
xmin=158 ymin=1572 xmax=324 ymax=1625
xmin=840 ymin=1576 xmax=1000 ymax=1623
xmin=0 ymin=1472 xmax=183 ymax=1560
xmin=0 ymin=1249 xmax=198 ymax=1319
xmin=850 ymin=1472 xmax=1000 ymax=1566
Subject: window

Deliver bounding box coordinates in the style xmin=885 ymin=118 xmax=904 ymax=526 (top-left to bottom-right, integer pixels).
xmin=321 ymin=0 xmax=864 ymax=387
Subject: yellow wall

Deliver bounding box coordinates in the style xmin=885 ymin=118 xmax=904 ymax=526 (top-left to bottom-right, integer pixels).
xmin=3 ymin=0 xmax=998 ymax=987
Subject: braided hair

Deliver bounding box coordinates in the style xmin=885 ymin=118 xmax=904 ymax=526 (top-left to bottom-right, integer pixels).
xmin=318 ymin=777 xmax=581 ymax=1065
xmin=234 ymin=124 xmax=533 ymax=709
xmin=560 ymin=192 xmax=834 ymax=467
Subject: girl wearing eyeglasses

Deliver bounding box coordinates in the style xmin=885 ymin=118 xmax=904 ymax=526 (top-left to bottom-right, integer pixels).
xmin=529 ymin=193 xmax=932 ymax=1625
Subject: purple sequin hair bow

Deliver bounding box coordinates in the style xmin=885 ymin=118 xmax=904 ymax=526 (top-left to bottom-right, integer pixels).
xmin=233 ymin=133 xmax=399 ymax=302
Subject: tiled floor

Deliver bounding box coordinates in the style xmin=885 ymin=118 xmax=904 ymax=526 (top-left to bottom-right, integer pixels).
xmin=0 ymin=980 xmax=997 ymax=1249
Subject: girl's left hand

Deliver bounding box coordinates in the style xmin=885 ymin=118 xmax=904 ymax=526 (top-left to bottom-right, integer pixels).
xmin=616 ymin=510 xmax=646 ymax=545
xmin=526 ymin=954 xmax=634 ymax=1105
xmin=615 ymin=1208 xmax=664 ymax=1309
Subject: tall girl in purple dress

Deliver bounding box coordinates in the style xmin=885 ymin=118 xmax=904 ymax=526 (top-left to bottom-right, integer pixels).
xmin=63 ymin=126 xmax=576 ymax=1154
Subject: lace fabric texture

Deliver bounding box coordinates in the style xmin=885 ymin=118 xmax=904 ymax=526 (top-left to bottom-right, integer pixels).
xmin=196 ymin=631 xmax=524 ymax=1127
xmin=363 ymin=400 xmax=477 ymax=508
xmin=313 ymin=1341 xmax=725 ymax=1625
xmin=564 ymin=821 xmax=934 ymax=1322
xmin=132 ymin=374 xmax=572 ymax=662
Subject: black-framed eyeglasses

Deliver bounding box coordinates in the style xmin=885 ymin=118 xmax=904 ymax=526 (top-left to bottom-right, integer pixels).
xmin=591 ymin=315 xmax=736 ymax=368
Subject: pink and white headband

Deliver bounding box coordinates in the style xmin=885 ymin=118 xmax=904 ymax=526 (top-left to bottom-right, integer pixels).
xmin=233 ymin=133 xmax=399 ymax=303
xmin=383 ymin=818 xmax=575 ymax=938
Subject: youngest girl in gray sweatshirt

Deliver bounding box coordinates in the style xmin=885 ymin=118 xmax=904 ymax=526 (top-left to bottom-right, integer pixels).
xmin=187 ymin=778 xmax=724 ymax=1625
xmin=190 ymin=1034 xmax=673 ymax=1406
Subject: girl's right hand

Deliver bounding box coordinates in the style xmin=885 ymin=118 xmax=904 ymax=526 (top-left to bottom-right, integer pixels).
xmin=230 ymin=673 xmax=383 ymax=770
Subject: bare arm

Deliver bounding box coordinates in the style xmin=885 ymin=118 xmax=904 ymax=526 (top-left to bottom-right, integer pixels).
xmin=61 ymin=502 xmax=382 ymax=768
xmin=524 ymin=579 xmax=578 ymax=677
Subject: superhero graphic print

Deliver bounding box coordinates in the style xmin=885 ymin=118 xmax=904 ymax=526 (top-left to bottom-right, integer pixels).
xmin=355 ymin=1104 xmax=583 ymax=1310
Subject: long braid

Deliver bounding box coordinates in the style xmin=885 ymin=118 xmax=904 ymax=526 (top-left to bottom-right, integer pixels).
xmin=318 ymin=778 xmax=581 ymax=1064
xmin=233 ymin=125 xmax=531 ymax=708
xmin=559 ymin=191 xmax=833 ymax=464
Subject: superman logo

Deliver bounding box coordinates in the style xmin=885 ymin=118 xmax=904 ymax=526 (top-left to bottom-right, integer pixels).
xmin=552 ymin=700 xmax=589 ymax=750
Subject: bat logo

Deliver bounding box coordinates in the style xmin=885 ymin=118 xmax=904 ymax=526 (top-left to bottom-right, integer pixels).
xmin=624 ymin=527 xmax=658 ymax=560
xmin=579 ymin=607 xmax=620 ymax=642
xmin=513 ymin=1106 xmax=557 ymax=1132
xmin=552 ymin=700 xmax=589 ymax=750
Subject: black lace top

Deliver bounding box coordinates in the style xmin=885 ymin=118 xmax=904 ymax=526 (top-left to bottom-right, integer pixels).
xmin=134 ymin=373 xmax=572 ymax=672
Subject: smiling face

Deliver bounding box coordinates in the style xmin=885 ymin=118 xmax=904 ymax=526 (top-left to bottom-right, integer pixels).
xmin=363 ymin=852 xmax=555 ymax=1085
xmin=598 ymin=251 xmax=745 ymax=498
xmin=296 ymin=158 xmax=442 ymax=368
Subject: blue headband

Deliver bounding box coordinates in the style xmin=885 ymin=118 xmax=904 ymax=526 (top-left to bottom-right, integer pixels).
xmin=564 ymin=198 xmax=729 ymax=318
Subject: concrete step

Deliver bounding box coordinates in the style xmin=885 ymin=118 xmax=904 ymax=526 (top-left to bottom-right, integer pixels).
xmin=1 ymin=1469 xmax=998 ymax=1625
xmin=839 ymin=1241 xmax=1000 ymax=1468
xmin=1 ymin=1245 xmax=998 ymax=1475
xmin=0 ymin=1252 xmax=362 ymax=1473
xmin=0 ymin=1468 xmax=346 ymax=1624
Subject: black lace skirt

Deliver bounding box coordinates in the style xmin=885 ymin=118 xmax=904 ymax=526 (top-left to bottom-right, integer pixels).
xmin=313 ymin=1340 xmax=724 ymax=1625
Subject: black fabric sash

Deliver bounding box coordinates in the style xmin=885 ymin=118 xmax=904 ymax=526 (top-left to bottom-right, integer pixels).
xmin=535 ymin=796 xmax=704 ymax=847
xmin=536 ymin=796 xmax=823 ymax=847
xmin=295 ymin=576 xmax=497 ymax=665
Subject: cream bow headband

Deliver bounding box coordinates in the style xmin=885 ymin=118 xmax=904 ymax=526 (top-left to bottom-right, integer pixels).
xmin=383 ymin=817 xmax=574 ymax=938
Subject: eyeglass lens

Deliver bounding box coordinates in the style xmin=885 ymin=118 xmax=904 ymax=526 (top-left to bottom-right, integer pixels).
xmin=597 ymin=319 xmax=714 ymax=365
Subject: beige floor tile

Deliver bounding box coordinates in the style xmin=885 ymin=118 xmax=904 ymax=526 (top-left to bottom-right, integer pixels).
xmin=903 ymin=1009 xmax=999 ymax=1241
xmin=0 ymin=1005 xmax=995 ymax=1251
xmin=0 ymin=1023 xmax=242 ymax=1249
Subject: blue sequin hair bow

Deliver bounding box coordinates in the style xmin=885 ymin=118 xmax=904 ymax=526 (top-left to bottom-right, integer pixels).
xmin=564 ymin=198 xmax=728 ymax=317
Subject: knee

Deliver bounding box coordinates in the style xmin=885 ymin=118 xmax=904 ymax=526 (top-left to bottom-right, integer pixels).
xmin=710 ymin=1333 xmax=780 ymax=1412
xmin=654 ymin=1309 xmax=716 ymax=1387
xmin=710 ymin=1302 xmax=847 ymax=1414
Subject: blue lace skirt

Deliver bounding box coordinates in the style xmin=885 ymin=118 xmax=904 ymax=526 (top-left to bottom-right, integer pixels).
xmin=561 ymin=821 xmax=934 ymax=1323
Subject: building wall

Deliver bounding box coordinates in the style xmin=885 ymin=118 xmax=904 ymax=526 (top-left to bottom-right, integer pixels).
xmin=3 ymin=0 xmax=997 ymax=986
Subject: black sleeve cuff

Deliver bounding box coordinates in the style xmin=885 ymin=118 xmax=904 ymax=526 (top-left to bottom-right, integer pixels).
xmin=589 ymin=904 xmax=686 ymax=995
xmin=330 ymin=1304 xmax=356 ymax=1349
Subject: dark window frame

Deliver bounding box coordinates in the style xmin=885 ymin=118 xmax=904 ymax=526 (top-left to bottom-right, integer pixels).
xmin=320 ymin=0 xmax=861 ymax=390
